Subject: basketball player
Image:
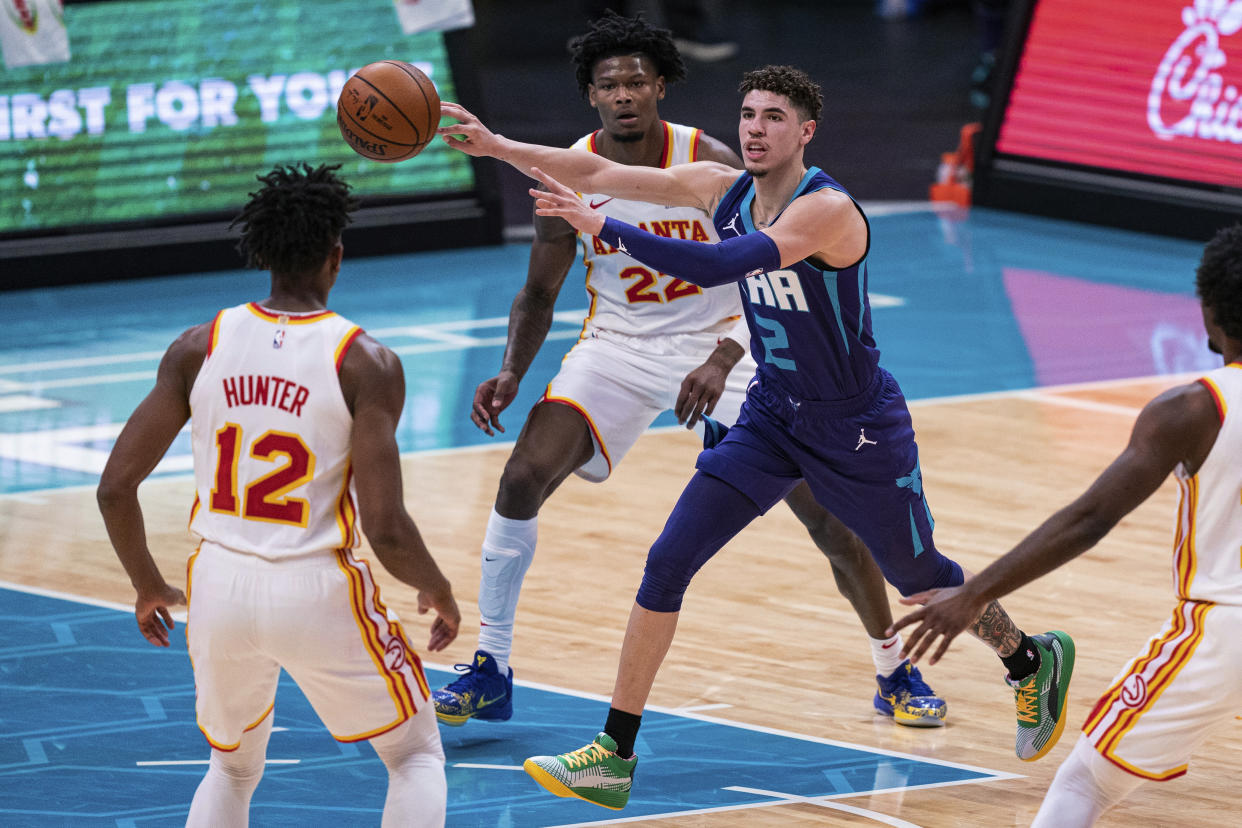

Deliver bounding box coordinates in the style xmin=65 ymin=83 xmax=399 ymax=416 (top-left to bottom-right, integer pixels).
xmin=438 ymin=64 xmax=1073 ymax=809
xmin=432 ymin=12 xmax=947 ymax=734
xmin=888 ymin=223 xmax=1242 ymax=826
xmin=96 ymin=163 xmax=459 ymax=827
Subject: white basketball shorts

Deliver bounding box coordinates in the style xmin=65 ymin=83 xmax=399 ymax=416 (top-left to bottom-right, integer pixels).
xmin=543 ymin=327 xmax=757 ymax=482
xmin=1082 ymin=600 xmax=1242 ymax=780
xmin=186 ymin=541 xmax=433 ymax=750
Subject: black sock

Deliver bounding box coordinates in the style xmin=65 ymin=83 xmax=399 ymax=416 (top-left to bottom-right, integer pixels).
xmin=604 ymin=707 xmax=641 ymax=758
xmin=1001 ymin=633 xmax=1041 ymax=681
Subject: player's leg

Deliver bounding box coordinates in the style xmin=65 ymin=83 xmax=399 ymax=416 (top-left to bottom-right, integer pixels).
xmin=525 ymin=469 xmax=764 ymax=809
xmin=782 ymin=482 xmax=947 ymax=727
xmin=1031 ymin=735 xmax=1142 ymax=828
xmin=184 ymin=544 xmax=283 ymax=826
xmin=438 ymin=336 xmax=665 ymax=724
xmin=800 ymin=371 xmax=1073 ymax=760
xmin=369 ymin=703 xmax=447 ymax=828
xmin=705 ymin=362 xmax=946 ymax=726
xmin=186 ymin=712 xmax=273 ymax=828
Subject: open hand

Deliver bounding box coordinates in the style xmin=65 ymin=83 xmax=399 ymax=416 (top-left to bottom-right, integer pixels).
xmin=134 ymin=582 xmax=187 ymax=647
xmin=887 ymin=584 xmax=987 ymax=665
xmin=529 ymin=167 xmax=606 ymax=237
xmin=437 ymin=101 xmax=502 ymax=157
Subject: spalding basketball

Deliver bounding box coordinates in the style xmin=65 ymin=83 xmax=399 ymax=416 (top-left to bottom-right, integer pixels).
xmin=337 ymin=60 xmax=440 ymax=163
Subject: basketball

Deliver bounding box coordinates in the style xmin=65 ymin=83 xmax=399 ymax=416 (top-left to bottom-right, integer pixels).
xmin=336 ymin=60 xmax=441 ymax=163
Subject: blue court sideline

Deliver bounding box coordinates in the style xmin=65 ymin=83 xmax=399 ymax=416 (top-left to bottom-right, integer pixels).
xmin=0 ymin=584 xmax=1010 ymax=826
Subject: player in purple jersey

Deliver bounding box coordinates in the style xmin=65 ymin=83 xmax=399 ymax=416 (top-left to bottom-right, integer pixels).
xmin=439 ymin=65 xmax=1074 ymax=809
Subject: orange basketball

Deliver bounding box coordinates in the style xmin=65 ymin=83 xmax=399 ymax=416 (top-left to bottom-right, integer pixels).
xmin=337 ymin=60 xmax=441 ymax=163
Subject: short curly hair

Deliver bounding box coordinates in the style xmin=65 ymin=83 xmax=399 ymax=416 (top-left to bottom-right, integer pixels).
xmin=231 ymin=163 xmax=358 ymax=276
xmin=569 ymin=10 xmax=686 ymax=98
xmin=1196 ymin=223 xmax=1242 ymax=343
xmin=739 ymin=65 xmax=823 ymax=123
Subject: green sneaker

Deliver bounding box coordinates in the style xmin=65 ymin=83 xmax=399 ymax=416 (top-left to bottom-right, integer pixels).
xmin=1009 ymin=631 xmax=1075 ymax=761
xmin=522 ymin=732 xmax=637 ymax=810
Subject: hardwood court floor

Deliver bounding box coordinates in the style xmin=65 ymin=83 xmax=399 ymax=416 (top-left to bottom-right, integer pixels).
xmin=3 ymin=374 xmax=1237 ymax=826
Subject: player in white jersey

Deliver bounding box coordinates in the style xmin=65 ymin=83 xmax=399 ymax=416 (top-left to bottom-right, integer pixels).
xmin=890 ymin=223 xmax=1242 ymax=826
xmin=433 ymin=11 xmax=947 ymax=730
xmin=98 ymin=163 xmax=459 ymax=828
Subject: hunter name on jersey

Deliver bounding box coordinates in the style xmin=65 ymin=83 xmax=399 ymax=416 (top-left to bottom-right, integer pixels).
xmin=221 ymin=374 xmax=311 ymax=416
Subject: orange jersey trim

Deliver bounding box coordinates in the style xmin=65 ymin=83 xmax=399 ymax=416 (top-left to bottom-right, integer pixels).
xmin=539 ymin=391 xmax=612 ymax=477
xmin=688 ymin=127 xmax=702 ymax=162
xmin=1173 ymin=475 xmax=1199 ymax=597
xmin=206 ymin=309 xmax=226 ymax=357
xmin=1197 ymin=376 xmax=1226 ymax=423
xmin=334 ymin=463 xmax=359 ymax=550
xmin=334 ymin=550 xmax=419 ymax=725
xmin=245 ymin=303 xmax=337 ymax=324
xmin=201 ymin=703 xmax=274 ymax=752
xmin=334 ymin=326 xmax=363 ymax=373
xmin=1098 ymin=747 xmax=1189 ymax=782
xmin=1089 ymin=601 xmax=1210 ymax=766
xmin=657 ymin=120 xmax=672 ymax=167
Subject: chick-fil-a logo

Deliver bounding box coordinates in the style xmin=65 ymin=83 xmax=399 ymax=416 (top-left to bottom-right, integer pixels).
xmin=1148 ymin=0 xmax=1242 ymax=141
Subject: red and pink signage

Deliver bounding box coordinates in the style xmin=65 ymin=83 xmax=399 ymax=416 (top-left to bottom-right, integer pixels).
xmin=997 ymin=0 xmax=1242 ymax=189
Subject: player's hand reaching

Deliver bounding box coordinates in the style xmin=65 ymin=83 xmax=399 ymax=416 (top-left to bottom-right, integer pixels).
xmin=437 ymin=101 xmax=503 ymax=157
xmin=887 ymin=583 xmax=989 ymax=666
xmin=529 ymin=167 xmax=606 ymax=237
xmin=418 ymin=581 xmax=461 ymax=652
xmin=134 ymin=582 xmax=187 ymax=648
xmin=471 ymin=370 xmax=520 ymax=435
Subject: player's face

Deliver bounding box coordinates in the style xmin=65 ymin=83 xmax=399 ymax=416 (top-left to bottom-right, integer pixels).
xmin=738 ymin=90 xmax=815 ymax=177
xmin=588 ymin=55 xmax=666 ymax=143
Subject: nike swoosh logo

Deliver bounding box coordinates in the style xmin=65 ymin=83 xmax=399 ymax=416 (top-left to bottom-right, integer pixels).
xmin=589 ymin=197 xmax=614 ymax=209
xmin=881 ymin=640 xmax=898 ymax=649
xmin=476 ymin=694 xmax=505 ymax=709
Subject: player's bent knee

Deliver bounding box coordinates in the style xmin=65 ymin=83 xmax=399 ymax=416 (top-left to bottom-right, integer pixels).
xmin=635 ymin=561 xmax=693 ymax=613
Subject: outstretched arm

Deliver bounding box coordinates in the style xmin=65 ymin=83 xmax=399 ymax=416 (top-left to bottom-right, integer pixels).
xmin=889 ymin=381 xmax=1221 ymax=665
xmin=529 ymin=168 xmax=868 ymax=286
xmin=438 ymin=101 xmax=735 ymax=213
xmin=342 ymin=335 xmax=460 ymax=651
xmin=97 ymin=326 xmax=204 ymax=646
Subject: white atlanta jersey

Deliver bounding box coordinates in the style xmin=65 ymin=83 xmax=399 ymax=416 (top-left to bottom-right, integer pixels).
xmin=571 ymin=121 xmax=742 ymax=337
xmin=188 ymin=303 xmax=363 ymax=560
xmin=1171 ymin=361 xmax=1242 ymax=605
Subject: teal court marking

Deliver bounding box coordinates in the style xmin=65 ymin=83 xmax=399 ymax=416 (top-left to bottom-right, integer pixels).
xmin=0 ymin=582 xmax=1016 ymax=826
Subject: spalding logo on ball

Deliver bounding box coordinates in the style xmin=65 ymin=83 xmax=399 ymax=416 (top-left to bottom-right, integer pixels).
xmin=337 ymin=60 xmax=441 ymax=162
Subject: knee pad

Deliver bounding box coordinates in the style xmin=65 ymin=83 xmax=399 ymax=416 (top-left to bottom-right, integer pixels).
xmin=478 ymin=545 xmax=534 ymax=626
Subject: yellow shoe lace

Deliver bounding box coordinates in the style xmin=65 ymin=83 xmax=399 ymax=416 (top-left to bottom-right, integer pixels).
xmin=1014 ymin=676 xmax=1038 ymax=724
xmin=563 ymin=742 xmax=610 ymax=770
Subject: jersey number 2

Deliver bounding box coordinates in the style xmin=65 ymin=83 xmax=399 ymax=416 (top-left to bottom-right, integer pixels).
xmin=210 ymin=423 xmax=315 ymax=526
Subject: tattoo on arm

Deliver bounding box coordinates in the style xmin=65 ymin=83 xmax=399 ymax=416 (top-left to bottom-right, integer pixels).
xmin=969 ymin=600 xmax=1023 ymax=657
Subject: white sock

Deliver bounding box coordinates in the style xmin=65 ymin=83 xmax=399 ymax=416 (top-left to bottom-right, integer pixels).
xmin=475 ymin=508 xmax=537 ymax=674
xmin=871 ymin=633 xmax=906 ymax=677
xmin=185 ymin=714 xmax=272 ymax=828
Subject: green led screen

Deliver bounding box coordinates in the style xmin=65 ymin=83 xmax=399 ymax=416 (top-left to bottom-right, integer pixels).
xmin=0 ymin=0 xmax=474 ymax=235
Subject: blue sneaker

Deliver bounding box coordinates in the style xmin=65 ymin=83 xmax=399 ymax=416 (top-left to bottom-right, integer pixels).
xmin=432 ymin=650 xmax=513 ymax=726
xmin=874 ymin=660 xmax=947 ymax=727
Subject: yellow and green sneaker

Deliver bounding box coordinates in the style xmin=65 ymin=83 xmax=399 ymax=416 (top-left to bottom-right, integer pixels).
xmin=1009 ymin=631 xmax=1075 ymax=761
xmin=523 ymin=732 xmax=637 ymax=810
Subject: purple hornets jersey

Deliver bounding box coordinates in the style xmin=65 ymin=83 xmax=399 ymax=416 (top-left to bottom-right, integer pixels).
xmin=713 ymin=167 xmax=879 ymax=402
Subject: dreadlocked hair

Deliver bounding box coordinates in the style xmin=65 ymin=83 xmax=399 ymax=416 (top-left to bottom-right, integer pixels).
xmin=739 ymin=65 xmax=823 ymax=123
xmin=569 ymin=9 xmax=685 ymax=98
xmin=231 ymin=163 xmax=359 ymax=276
xmin=1196 ymin=223 xmax=1242 ymax=343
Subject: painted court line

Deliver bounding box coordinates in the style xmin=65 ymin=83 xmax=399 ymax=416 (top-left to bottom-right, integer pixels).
xmin=725 ymin=786 xmax=924 ymax=827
